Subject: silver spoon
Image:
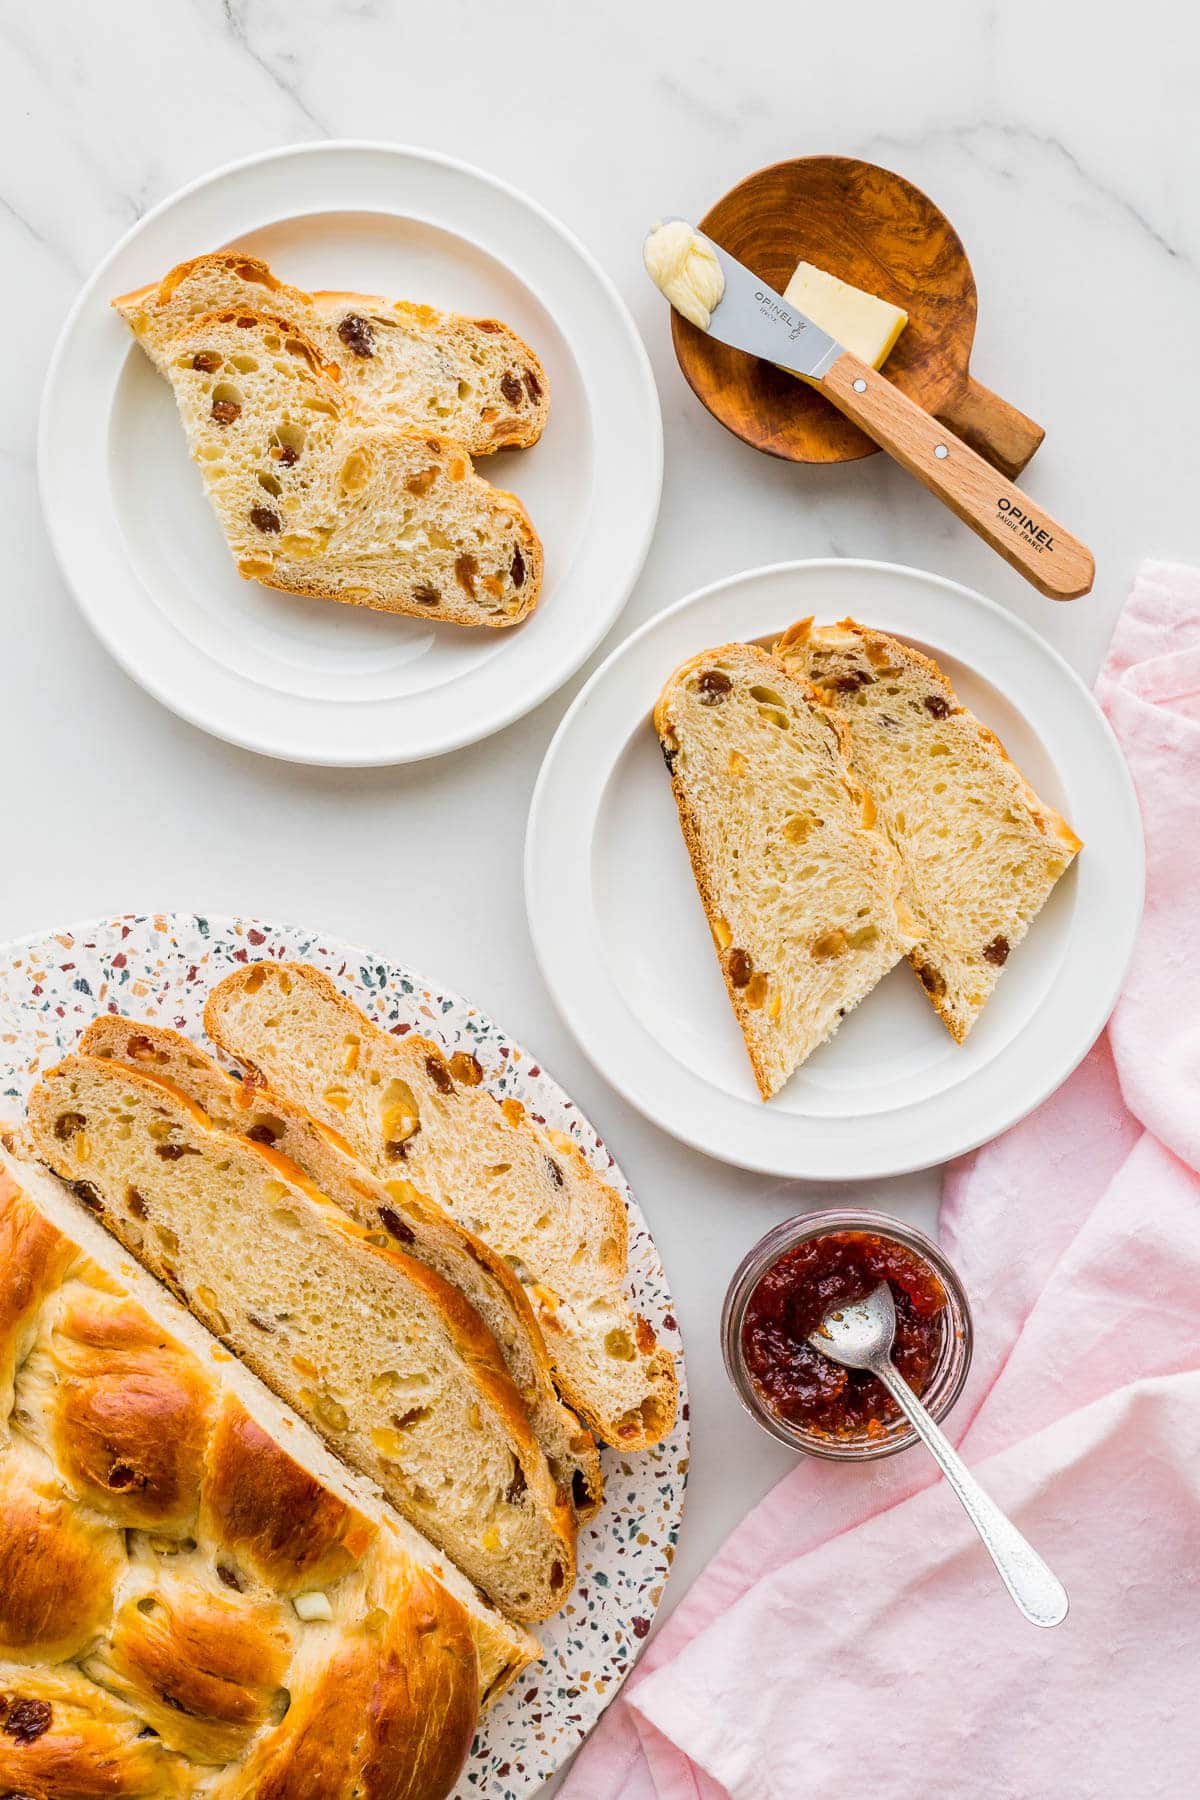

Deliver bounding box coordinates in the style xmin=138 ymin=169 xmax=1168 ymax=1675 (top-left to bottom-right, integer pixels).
xmin=811 ymin=1281 xmax=1068 ymax=1628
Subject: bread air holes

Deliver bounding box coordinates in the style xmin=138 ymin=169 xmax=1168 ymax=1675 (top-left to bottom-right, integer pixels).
xmin=370 ymin=1368 xmax=431 ymax=1400
xmin=749 ymin=685 xmax=789 ymax=731
xmin=505 ymin=1459 xmax=528 ymax=1505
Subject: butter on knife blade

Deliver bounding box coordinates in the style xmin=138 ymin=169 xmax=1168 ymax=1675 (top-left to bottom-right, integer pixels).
xmin=643 ymin=220 xmax=725 ymax=330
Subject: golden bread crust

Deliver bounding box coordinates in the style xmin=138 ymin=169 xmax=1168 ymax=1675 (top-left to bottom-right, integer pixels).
xmin=26 ymin=1057 xmax=576 ymax=1622
xmin=0 ymin=1155 xmax=485 ymax=1800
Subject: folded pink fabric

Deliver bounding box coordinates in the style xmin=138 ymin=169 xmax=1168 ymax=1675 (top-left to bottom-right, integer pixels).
xmin=564 ymin=561 xmax=1200 ymax=1800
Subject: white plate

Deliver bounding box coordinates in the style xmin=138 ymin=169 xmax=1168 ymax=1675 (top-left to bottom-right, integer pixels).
xmin=0 ymin=912 xmax=688 ymax=1799
xmin=526 ymin=559 xmax=1144 ymax=1180
xmin=39 ymin=143 xmax=661 ymax=765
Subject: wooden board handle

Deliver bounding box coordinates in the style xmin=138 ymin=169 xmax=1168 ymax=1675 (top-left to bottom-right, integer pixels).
xmin=935 ymin=377 xmax=1045 ymax=480
xmin=821 ymin=352 xmax=1093 ymax=600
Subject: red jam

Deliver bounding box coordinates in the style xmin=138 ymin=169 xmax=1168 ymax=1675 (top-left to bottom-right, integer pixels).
xmin=740 ymin=1230 xmax=947 ymax=1439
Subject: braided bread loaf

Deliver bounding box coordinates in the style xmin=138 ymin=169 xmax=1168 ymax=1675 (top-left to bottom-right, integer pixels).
xmin=25 ymin=1056 xmax=577 ymax=1623
xmin=0 ymin=1143 xmax=537 ymax=1800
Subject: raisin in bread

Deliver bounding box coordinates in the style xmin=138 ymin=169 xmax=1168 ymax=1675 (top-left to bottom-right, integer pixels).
xmin=0 ymin=1142 xmax=539 ymax=1800
xmin=157 ymin=307 xmax=541 ymax=624
xmin=27 ymin=1057 xmax=576 ymax=1623
xmin=774 ymin=618 xmax=1083 ymax=1041
xmin=79 ymin=1015 xmax=602 ymax=1523
xmin=204 ymin=963 xmax=679 ymax=1452
xmin=654 ymin=643 xmax=921 ymax=1098
xmin=113 ymin=250 xmax=549 ymax=454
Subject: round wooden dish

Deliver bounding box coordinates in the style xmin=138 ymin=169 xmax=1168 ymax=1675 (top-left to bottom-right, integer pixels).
xmin=671 ymin=155 xmax=1044 ymax=477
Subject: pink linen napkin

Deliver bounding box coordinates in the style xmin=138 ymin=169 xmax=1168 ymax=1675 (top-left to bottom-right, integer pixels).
xmin=564 ymin=560 xmax=1200 ymax=1800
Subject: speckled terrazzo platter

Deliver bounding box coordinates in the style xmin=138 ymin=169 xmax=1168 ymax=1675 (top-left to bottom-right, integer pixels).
xmin=0 ymin=911 xmax=689 ymax=1799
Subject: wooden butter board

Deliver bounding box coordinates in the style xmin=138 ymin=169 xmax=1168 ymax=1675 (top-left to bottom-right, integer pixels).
xmin=671 ymin=154 xmax=1045 ymax=478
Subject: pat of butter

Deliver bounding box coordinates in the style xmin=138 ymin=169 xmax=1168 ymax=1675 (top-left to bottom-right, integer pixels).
xmin=782 ymin=262 xmax=907 ymax=371
xmin=644 ymin=221 xmax=725 ymax=332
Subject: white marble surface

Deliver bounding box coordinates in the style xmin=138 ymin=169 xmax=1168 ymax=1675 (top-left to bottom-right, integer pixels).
xmin=2 ymin=0 xmax=1197 ymax=1788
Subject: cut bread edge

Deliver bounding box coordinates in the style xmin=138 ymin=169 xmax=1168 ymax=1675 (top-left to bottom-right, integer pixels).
xmin=774 ymin=615 xmax=1083 ymax=1042
xmin=654 ymin=642 xmax=920 ymax=1098
xmin=202 ymin=961 xmax=680 ymax=1452
xmin=25 ymin=1055 xmax=577 ymax=1623
xmin=76 ymin=1014 xmax=603 ymax=1525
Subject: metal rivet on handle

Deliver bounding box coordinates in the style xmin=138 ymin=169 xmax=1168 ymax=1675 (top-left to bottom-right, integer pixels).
xmin=934 ymin=444 xmax=949 ymax=460
xmin=853 ymin=378 xmax=867 ymax=393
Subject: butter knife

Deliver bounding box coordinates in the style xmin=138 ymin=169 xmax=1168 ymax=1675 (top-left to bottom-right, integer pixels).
xmin=653 ymin=222 xmax=1093 ymax=601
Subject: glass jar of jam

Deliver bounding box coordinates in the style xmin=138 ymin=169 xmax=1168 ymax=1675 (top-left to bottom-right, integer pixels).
xmin=721 ymin=1209 xmax=973 ymax=1460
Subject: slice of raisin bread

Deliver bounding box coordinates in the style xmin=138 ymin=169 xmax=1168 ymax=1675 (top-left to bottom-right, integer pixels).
xmin=158 ymin=307 xmax=541 ymax=624
xmin=79 ymin=1015 xmax=602 ymax=1523
xmin=27 ymin=1056 xmax=576 ymax=1623
xmin=113 ymin=251 xmax=549 ymax=454
xmin=655 ymin=643 xmax=921 ymax=1098
xmin=204 ymin=963 xmax=679 ymax=1452
xmin=774 ymin=618 xmax=1083 ymax=1041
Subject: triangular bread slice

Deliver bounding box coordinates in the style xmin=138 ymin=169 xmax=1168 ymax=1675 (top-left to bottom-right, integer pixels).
xmin=26 ymin=1055 xmax=576 ymax=1623
xmin=0 ymin=1138 xmax=539 ymax=1712
xmin=654 ymin=643 xmax=921 ymax=1098
xmin=113 ymin=251 xmax=549 ymax=454
xmin=203 ymin=963 xmax=679 ymax=1452
xmin=156 ymin=306 xmax=541 ymax=624
xmin=78 ymin=1014 xmax=602 ymax=1524
xmin=774 ymin=618 xmax=1083 ymax=1042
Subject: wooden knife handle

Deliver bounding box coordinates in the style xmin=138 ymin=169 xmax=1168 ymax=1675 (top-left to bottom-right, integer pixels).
xmin=935 ymin=376 xmax=1045 ymax=480
xmin=821 ymin=351 xmax=1093 ymax=600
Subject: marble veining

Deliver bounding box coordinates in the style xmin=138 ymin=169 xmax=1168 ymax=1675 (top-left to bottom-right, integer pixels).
xmin=1 ymin=2 xmax=1197 ymax=1788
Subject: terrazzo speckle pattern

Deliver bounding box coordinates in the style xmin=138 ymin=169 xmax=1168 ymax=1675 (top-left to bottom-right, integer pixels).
xmin=0 ymin=911 xmax=689 ymax=1800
